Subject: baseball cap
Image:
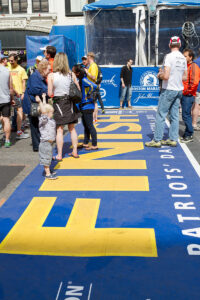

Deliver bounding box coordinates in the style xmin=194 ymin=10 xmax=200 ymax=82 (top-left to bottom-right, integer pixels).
xmin=82 ymin=56 xmax=87 ymax=60
xmin=40 ymin=45 xmax=50 ymax=51
xmin=36 ymin=55 xmax=43 ymax=61
xmin=170 ymin=36 xmax=181 ymax=46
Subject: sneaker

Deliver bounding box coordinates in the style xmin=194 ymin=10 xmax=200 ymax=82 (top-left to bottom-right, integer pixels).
xmin=4 ymin=141 xmax=11 ymax=148
xmin=161 ymin=139 xmax=177 ymax=147
xmin=102 ymin=109 xmax=105 ymax=114
xmin=51 ymin=170 xmax=57 ymax=175
xmin=145 ymin=140 xmax=161 ymax=147
xmin=180 ymin=136 xmax=193 ymax=143
xmin=45 ymin=173 xmax=58 ymax=180
xmin=16 ymin=131 xmax=30 ymax=139
xmin=193 ymin=125 xmax=200 ymax=131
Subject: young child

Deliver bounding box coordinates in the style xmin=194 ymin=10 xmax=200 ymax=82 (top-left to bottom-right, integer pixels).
xmin=38 ymin=100 xmax=57 ymax=179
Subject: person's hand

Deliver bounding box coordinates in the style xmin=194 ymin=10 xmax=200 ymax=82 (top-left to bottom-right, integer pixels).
xmin=21 ymin=93 xmax=24 ymax=100
xmin=122 ymin=83 xmax=125 ymax=88
xmin=35 ymin=96 xmax=41 ymax=103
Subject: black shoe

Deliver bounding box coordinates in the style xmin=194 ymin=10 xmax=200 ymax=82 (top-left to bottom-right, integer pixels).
xmin=33 ymin=148 xmax=39 ymax=152
xmin=180 ymin=136 xmax=193 ymax=143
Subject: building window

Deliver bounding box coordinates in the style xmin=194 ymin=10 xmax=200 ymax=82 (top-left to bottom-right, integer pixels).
xmin=0 ymin=0 xmax=9 ymax=14
xmin=32 ymin=0 xmax=49 ymax=13
xmin=65 ymin=0 xmax=94 ymax=16
xmin=12 ymin=0 xmax=28 ymax=13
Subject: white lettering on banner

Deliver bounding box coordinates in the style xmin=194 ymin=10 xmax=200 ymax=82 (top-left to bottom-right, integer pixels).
xmin=133 ymin=93 xmax=159 ymax=104
xmin=100 ymin=88 xmax=106 ymax=99
xmin=147 ymin=113 xmax=200 ymax=256
xmin=102 ymin=75 xmax=118 ymax=87
xmin=187 ymin=244 xmax=200 ymax=255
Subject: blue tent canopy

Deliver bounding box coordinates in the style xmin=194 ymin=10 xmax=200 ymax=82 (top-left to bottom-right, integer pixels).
xmin=83 ymin=0 xmax=200 ymax=11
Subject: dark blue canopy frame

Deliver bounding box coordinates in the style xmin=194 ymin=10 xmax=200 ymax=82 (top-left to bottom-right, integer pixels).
xmin=83 ymin=0 xmax=200 ymax=11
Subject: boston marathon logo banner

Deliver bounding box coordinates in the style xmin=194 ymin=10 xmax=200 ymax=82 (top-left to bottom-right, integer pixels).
xmin=100 ymin=67 xmax=159 ymax=107
xmin=0 ymin=109 xmax=200 ymax=299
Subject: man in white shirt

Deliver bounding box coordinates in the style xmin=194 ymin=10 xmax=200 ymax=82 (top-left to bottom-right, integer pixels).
xmin=145 ymin=36 xmax=187 ymax=147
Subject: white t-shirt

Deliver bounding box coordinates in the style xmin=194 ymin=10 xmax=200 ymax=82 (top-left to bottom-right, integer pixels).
xmin=53 ymin=72 xmax=71 ymax=96
xmin=162 ymin=50 xmax=187 ymax=91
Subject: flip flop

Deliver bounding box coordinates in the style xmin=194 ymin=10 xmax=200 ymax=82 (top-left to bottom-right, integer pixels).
xmin=77 ymin=144 xmax=89 ymax=149
xmin=68 ymin=153 xmax=80 ymax=158
xmin=52 ymin=156 xmax=63 ymax=162
xmin=85 ymin=147 xmax=99 ymax=151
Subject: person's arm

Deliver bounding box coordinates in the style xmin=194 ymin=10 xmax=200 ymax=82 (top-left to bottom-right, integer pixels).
xmin=21 ymin=69 xmax=28 ymax=100
xmin=85 ymin=63 xmax=98 ymax=82
xmin=158 ymin=66 xmax=170 ymax=81
xmin=9 ymin=75 xmax=14 ymax=96
xmin=187 ymin=64 xmax=200 ymax=94
xmin=72 ymin=72 xmax=81 ymax=91
xmin=48 ymin=73 xmax=54 ymax=97
xmin=120 ymin=67 xmax=125 ymax=88
xmin=182 ymin=70 xmax=188 ymax=82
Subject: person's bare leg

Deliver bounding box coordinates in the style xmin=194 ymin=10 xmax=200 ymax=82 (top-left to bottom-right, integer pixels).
xmin=68 ymin=123 xmax=78 ymax=156
xmin=44 ymin=166 xmax=51 ymax=176
xmin=2 ymin=117 xmax=11 ymax=141
xmin=17 ymin=107 xmax=23 ymax=131
xmin=56 ymin=125 xmax=64 ymax=159
xmin=192 ymin=102 xmax=200 ymax=127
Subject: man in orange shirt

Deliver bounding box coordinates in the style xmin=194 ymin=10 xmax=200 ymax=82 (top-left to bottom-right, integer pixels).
xmin=40 ymin=45 xmax=56 ymax=72
xmin=181 ymin=49 xmax=200 ymax=143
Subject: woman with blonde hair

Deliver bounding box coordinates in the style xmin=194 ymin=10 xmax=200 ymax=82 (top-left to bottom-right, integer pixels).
xmin=23 ymin=59 xmax=50 ymax=151
xmin=48 ymin=52 xmax=80 ymax=160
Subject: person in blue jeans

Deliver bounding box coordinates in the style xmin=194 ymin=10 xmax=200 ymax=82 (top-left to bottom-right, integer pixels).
xmin=120 ymin=59 xmax=133 ymax=109
xmin=180 ymin=49 xmax=200 ymax=143
xmin=73 ymin=65 xmax=98 ymax=150
xmin=145 ymin=36 xmax=187 ymax=148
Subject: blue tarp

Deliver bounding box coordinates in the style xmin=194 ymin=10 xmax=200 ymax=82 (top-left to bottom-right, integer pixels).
xmin=83 ymin=0 xmax=200 ymax=10
xmin=26 ymin=35 xmax=76 ymax=69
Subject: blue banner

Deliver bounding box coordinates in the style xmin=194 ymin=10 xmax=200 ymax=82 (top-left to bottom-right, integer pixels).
xmin=100 ymin=67 xmax=160 ymax=107
xmin=26 ymin=35 xmax=76 ymax=69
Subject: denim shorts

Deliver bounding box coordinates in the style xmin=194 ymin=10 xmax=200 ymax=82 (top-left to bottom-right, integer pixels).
xmin=39 ymin=141 xmax=53 ymax=166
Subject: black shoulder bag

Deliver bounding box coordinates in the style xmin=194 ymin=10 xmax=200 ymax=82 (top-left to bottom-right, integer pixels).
xmin=69 ymin=73 xmax=82 ymax=104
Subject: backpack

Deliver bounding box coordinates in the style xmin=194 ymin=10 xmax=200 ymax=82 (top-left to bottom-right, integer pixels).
xmin=96 ymin=65 xmax=103 ymax=85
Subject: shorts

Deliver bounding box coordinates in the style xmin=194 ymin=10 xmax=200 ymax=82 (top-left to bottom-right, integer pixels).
xmin=53 ymin=95 xmax=78 ymax=126
xmin=0 ymin=103 xmax=11 ymax=117
xmin=14 ymin=96 xmax=22 ymax=108
xmin=195 ymin=92 xmax=200 ymax=104
xmin=39 ymin=141 xmax=53 ymax=166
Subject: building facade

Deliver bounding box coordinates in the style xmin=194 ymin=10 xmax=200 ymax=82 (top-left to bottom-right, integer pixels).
xmin=0 ymin=0 xmax=95 ymax=51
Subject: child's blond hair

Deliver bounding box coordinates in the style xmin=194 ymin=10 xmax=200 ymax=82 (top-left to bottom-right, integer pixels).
xmin=38 ymin=102 xmax=54 ymax=115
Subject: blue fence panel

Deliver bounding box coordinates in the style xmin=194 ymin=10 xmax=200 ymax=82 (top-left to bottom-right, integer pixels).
xmin=100 ymin=67 xmax=159 ymax=107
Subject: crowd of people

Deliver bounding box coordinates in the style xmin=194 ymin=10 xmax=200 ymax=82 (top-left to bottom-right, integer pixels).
xmin=0 ymin=46 xmax=102 ymax=179
xmin=145 ymin=36 xmax=200 ymax=147
xmin=1 ymin=36 xmax=200 ymax=179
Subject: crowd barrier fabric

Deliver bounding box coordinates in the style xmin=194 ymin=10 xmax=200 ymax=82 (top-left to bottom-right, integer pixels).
xmin=26 ymin=35 xmax=76 ymax=69
xmin=100 ymin=66 xmax=159 ymax=107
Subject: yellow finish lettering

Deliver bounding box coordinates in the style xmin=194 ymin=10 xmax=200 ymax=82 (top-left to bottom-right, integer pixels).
xmin=79 ymin=134 xmax=142 ymax=140
xmin=95 ymin=123 xmax=142 ymax=132
xmin=0 ymin=198 xmax=157 ymax=257
xmin=98 ymin=115 xmax=139 ymax=123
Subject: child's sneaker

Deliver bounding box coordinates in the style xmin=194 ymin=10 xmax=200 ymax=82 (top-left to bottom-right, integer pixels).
xmin=16 ymin=131 xmax=30 ymax=139
xmin=45 ymin=173 xmax=58 ymax=180
xmin=4 ymin=141 xmax=11 ymax=148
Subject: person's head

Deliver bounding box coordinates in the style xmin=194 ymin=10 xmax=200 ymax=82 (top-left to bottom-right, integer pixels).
xmin=73 ymin=64 xmax=85 ymax=79
xmin=87 ymin=52 xmax=95 ymax=64
xmin=169 ymin=36 xmax=181 ymax=50
xmin=127 ymin=59 xmax=133 ymax=67
xmin=39 ymin=103 xmax=54 ymax=119
xmin=37 ymin=59 xmax=50 ymax=77
xmin=8 ymin=53 xmax=18 ymax=68
xmin=45 ymin=46 xmax=57 ymax=59
xmin=53 ymin=52 xmax=69 ymax=75
xmin=183 ymin=48 xmax=194 ymax=64
xmin=0 ymin=55 xmax=8 ymax=66
xmin=82 ymin=56 xmax=88 ymax=66
xmin=35 ymin=55 xmax=43 ymax=66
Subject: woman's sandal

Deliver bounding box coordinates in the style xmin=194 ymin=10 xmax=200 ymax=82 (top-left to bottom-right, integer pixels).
xmin=68 ymin=153 xmax=80 ymax=158
xmin=52 ymin=156 xmax=63 ymax=162
xmin=85 ymin=146 xmax=99 ymax=151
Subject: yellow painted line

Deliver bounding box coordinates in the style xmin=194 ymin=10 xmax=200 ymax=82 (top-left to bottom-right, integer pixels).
xmin=40 ymin=176 xmax=149 ymax=192
xmin=97 ymin=115 xmax=139 ymax=123
xmin=95 ymin=123 xmax=142 ymax=132
xmin=0 ymin=197 xmax=157 ymax=257
xmin=78 ymin=134 xmax=142 ymax=140
xmin=56 ymin=159 xmax=146 ymax=170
